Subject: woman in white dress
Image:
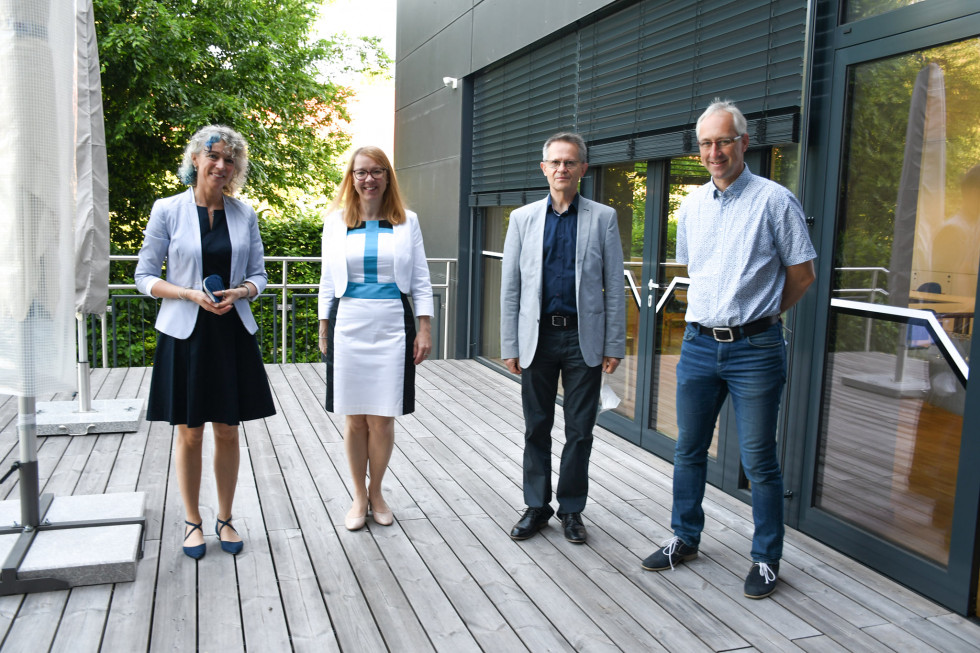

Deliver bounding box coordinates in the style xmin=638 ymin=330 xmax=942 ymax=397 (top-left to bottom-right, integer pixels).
xmin=318 ymin=146 xmax=433 ymax=530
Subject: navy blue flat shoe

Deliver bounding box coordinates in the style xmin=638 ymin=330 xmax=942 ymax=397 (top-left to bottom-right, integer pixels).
xmin=183 ymin=520 xmax=206 ymax=560
xmin=215 ymin=516 xmax=244 ymax=555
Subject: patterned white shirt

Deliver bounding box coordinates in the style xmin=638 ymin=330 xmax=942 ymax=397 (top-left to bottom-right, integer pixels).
xmin=676 ymin=165 xmax=816 ymax=327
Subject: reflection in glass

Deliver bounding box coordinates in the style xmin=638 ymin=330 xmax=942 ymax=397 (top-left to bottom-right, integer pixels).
xmin=816 ymin=312 xmax=963 ymax=564
xmin=820 ymin=36 xmax=980 ymax=566
xmin=651 ymin=157 xmax=721 ymax=454
xmin=599 ymin=163 xmax=647 ymax=421
xmin=771 ymin=145 xmax=800 ymax=197
xmin=480 ymin=206 xmax=517 ymax=364
xmin=481 ymin=256 xmax=503 ymax=361
xmin=836 ymin=38 xmax=978 ymax=357
xmin=844 ymin=0 xmax=926 ymax=23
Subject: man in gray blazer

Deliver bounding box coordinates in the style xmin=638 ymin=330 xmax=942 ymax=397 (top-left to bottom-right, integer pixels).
xmin=500 ymin=132 xmax=626 ymax=543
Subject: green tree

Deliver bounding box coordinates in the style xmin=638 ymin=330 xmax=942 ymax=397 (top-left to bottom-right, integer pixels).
xmin=95 ymin=0 xmax=389 ymax=253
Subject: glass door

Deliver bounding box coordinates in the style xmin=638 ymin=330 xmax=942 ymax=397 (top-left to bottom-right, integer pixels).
xmin=642 ymin=157 xmax=724 ymax=469
xmin=799 ymin=26 xmax=980 ymax=613
xmin=596 ymin=162 xmax=648 ymax=435
xmin=640 ymin=148 xmax=805 ymax=489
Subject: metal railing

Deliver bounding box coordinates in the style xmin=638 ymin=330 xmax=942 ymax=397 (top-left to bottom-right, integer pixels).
xmin=94 ymin=255 xmax=455 ymax=366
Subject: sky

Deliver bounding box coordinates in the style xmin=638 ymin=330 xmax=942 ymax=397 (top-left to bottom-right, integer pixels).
xmin=315 ymin=0 xmax=398 ymax=162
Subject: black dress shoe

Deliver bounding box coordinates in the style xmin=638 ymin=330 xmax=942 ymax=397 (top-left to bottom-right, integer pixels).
xmin=510 ymin=506 xmax=554 ymax=540
xmin=559 ymin=512 xmax=587 ymax=543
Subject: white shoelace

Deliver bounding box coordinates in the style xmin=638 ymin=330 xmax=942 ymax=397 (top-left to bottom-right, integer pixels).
xmin=754 ymin=562 xmax=777 ymax=583
xmin=659 ymin=536 xmax=685 ymax=571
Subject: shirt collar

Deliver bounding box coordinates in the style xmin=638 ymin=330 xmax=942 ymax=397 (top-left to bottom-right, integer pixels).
xmin=547 ymin=193 xmax=579 ymax=215
xmin=712 ymin=164 xmax=753 ymax=198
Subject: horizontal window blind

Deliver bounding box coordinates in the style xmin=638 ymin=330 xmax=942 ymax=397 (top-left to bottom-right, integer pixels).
xmin=470 ymin=0 xmax=806 ymax=203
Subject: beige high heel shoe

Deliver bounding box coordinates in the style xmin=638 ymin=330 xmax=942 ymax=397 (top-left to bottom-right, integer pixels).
xmin=345 ymin=503 xmax=367 ymax=530
xmin=370 ymin=501 xmax=393 ymax=526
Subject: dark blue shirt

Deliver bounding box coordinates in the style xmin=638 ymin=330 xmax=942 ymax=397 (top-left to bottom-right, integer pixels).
xmin=541 ymin=194 xmax=578 ymax=316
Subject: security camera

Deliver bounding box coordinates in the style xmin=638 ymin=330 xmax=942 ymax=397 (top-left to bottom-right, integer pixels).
xmin=442 ymin=76 xmax=458 ymax=90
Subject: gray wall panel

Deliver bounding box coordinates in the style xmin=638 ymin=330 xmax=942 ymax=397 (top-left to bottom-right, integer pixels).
xmin=470 ymin=0 xmax=612 ymax=70
xmin=394 ymin=90 xmax=463 ymax=168
xmin=396 ymin=157 xmax=462 ymax=259
xmin=396 ymin=0 xmax=474 ymax=61
xmin=395 ymin=12 xmax=473 ymax=110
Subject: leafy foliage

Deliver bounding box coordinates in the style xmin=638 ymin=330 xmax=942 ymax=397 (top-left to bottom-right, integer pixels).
xmin=95 ymin=0 xmax=389 ymax=253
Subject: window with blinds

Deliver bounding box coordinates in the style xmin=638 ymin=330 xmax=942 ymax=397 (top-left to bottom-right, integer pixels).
xmin=470 ymin=0 xmax=806 ymax=202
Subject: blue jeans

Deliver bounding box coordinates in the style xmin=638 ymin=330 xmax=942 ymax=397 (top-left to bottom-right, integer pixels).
xmin=672 ymin=322 xmax=787 ymax=563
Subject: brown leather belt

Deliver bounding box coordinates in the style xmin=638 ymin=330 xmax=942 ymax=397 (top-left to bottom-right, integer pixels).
xmin=695 ymin=314 xmax=780 ymax=342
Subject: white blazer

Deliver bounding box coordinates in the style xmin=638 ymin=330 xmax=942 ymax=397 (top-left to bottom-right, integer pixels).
xmin=134 ymin=188 xmax=268 ymax=338
xmin=318 ymin=209 xmax=434 ymax=319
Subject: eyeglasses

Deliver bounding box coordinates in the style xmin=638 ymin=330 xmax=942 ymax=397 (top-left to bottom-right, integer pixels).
xmin=353 ymin=168 xmax=386 ymax=181
xmin=698 ymin=135 xmax=742 ymax=150
xmin=544 ymin=160 xmax=582 ymax=170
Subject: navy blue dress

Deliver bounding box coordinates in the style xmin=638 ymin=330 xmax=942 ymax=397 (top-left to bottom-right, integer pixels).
xmin=146 ymin=206 xmax=275 ymax=427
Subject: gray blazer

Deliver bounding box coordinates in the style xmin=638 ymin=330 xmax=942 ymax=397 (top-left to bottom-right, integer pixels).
xmin=500 ymin=195 xmax=626 ymax=368
xmin=134 ymin=188 xmax=268 ymax=338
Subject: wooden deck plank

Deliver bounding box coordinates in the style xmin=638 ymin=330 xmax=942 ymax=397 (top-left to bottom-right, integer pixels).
xmin=862 ymin=623 xmax=941 ymax=653
xmin=268 ymin=528 xmax=341 ymax=653
xmin=0 ymin=590 xmax=67 ymax=653
xmin=100 ymin=540 xmax=160 ymax=653
xmin=242 ymin=418 xmax=299 ymax=531
xmin=233 ymin=445 xmax=294 ymax=653
xmin=335 ymin=526 xmax=434 ymax=652
xmin=48 ymin=585 xmax=111 ymax=653
xmin=0 ymin=596 xmax=23 ymax=644
xmin=370 ymin=523 xmax=482 ymax=653
xmin=105 ymin=369 xmax=152 ymax=495
xmin=149 ymin=425 xmax=198 ymax=653
xmin=398 ymin=519 xmax=528 ymax=652
xmin=0 ymin=361 xmax=978 ymax=652
xmin=275 ymin=442 xmax=386 ymax=651
xmin=459 ymin=513 xmax=620 ymax=651
xmin=196 ymin=426 xmax=246 ymax=653
xmin=426 ymin=515 xmax=575 ymax=652
xmin=927 ymin=612 xmax=980 ymax=648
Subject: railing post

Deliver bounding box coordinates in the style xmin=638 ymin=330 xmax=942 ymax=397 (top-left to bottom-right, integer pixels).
xmin=281 ymin=259 xmax=288 ymax=362
xmin=101 ymin=312 xmax=109 ymax=368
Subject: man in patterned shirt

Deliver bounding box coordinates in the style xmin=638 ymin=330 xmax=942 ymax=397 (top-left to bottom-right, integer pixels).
xmin=641 ymin=99 xmax=816 ymax=599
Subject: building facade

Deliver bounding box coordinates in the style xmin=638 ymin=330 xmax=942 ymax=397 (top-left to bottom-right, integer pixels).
xmin=395 ymin=0 xmax=980 ymax=615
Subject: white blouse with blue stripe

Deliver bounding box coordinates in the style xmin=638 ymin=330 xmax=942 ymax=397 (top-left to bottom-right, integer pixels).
xmin=343 ymin=219 xmax=401 ymax=300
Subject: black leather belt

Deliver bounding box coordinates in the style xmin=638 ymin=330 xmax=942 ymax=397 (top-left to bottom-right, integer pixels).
xmin=695 ymin=314 xmax=780 ymax=342
xmin=542 ymin=314 xmax=577 ymax=330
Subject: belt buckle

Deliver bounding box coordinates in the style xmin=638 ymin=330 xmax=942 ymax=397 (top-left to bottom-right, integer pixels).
xmin=712 ymin=327 xmax=734 ymax=342
xmin=551 ymin=315 xmax=567 ymax=328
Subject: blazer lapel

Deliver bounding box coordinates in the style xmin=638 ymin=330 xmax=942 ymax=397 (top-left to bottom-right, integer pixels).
xmin=575 ymin=198 xmax=595 ymax=293
xmin=181 ymin=188 xmax=203 ymax=282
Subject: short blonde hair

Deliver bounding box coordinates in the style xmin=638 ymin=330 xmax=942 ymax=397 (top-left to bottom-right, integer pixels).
xmin=328 ymin=147 xmax=408 ymax=228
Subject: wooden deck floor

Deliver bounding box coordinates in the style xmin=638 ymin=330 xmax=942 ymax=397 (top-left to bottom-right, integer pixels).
xmin=0 ymin=361 xmax=978 ymax=652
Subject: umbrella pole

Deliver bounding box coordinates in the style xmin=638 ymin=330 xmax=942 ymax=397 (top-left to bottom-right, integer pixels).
xmin=16 ymin=396 xmax=40 ymax=528
xmin=76 ymin=315 xmax=93 ymax=413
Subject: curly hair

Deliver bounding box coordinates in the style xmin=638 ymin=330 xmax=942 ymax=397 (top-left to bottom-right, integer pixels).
xmin=177 ymin=124 xmax=250 ymax=195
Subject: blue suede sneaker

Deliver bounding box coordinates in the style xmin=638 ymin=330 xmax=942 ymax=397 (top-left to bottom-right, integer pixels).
xmin=642 ymin=536 xmax=698 ymax=571
xmin=744 ymin=562 xmax=779 ymax=599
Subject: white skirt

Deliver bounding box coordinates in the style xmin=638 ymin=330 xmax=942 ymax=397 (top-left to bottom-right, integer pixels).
xmin=326 ymin=296 xmax=415 ymax=416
